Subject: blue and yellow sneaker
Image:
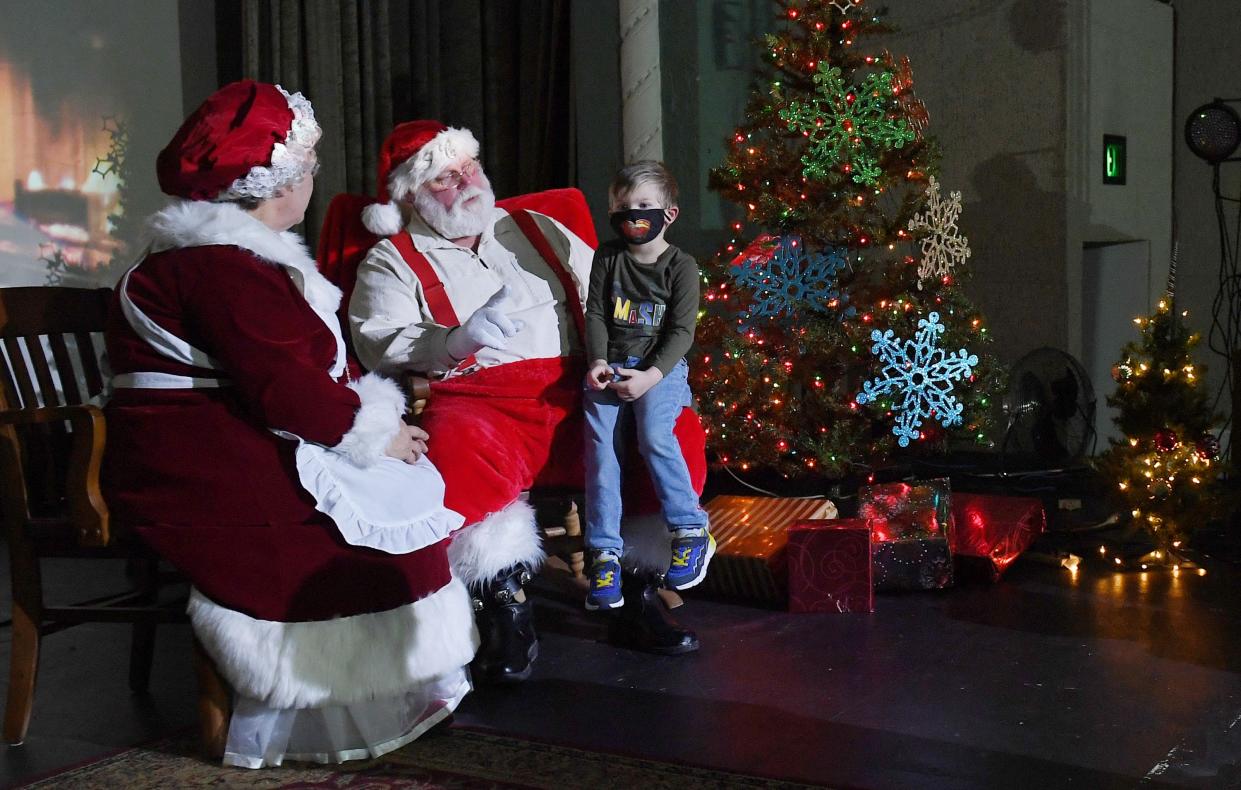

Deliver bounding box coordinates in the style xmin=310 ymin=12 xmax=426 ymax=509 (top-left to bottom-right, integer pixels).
xmin=585 ymin=552 xmax=624 ymax=611
xmin=666 ymin=528 xmax=716 ymax=591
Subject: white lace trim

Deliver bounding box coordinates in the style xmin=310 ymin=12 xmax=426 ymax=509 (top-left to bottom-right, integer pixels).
xmin=218 ymin=86 xmax=322 ymax=202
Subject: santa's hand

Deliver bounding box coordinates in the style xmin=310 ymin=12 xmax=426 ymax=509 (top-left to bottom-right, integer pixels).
xmin=445 ymin=285 xmax=526 ymax=360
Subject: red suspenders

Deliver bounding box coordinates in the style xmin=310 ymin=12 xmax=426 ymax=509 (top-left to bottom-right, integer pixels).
xmin=389 ymin=231 xmax=477 ymax=370
xmin=390 ymin=209 xmax=586 ymax=372
xmin=508 ymin=210 xmax=588 ymax=344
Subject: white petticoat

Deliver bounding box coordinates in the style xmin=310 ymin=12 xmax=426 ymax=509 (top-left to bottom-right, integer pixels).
xmin=223 ymin=669 xmax=471 ymax=769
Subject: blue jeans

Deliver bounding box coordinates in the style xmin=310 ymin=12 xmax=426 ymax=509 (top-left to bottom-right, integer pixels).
xmin=583 ymin=357 xmax=708 ymax=554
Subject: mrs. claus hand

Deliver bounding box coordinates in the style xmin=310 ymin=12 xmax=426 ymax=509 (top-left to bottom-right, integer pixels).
xmin=384 ymin=423 xmax=430 ymax=464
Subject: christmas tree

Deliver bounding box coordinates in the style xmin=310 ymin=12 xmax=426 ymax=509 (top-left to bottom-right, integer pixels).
xmin=691 ymin=0 xmax=1003 ymax=479
xmin=1096 ymin=261 xmax=1221 ymax=555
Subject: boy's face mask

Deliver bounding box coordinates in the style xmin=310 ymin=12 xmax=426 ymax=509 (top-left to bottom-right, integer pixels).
xmin=609 ymin=208 xmax=667 ymax=245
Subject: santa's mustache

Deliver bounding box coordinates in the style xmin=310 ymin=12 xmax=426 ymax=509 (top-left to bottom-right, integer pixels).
xmin=449 ymin=185 xmax=489 ymax=213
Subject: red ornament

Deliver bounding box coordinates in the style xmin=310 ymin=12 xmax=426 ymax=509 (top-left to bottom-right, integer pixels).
xmin=1196 ymin=435 xmax=1220 ymax=460
xmin=1153 ymin=430 xmax=1180 ymax=453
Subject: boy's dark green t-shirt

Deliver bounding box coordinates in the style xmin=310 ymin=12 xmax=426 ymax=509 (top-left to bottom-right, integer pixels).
xmin=584 ymin=241 xmax=699 ymax=376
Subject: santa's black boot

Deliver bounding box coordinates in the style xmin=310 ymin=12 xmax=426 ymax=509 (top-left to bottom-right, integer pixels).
xmin=607 ymin=570 xmax=699 ymax=655
xmin=471 ymin=564 xmax=538 ymax=683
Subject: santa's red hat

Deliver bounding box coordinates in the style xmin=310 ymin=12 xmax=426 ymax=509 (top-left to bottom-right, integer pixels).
xmin=157 ymin=79 xmax=321 ymax=202
xmin=361 ymin=120 xmax=480 ymax=236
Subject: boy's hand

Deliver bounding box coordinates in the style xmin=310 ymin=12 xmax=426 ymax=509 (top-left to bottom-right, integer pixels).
xmin=585 ymin=359 xmax=613 ymax=391
xmin=607 ymin=366 xmax=663 ymax=401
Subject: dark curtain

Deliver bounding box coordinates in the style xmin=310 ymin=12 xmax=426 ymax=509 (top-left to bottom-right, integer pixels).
xmin=220 ymin=0 xmax=573 ymax=247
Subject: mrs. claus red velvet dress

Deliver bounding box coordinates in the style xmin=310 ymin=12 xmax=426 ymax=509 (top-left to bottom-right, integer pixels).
xmin=102 ymin=200 xmax=476 ymax=767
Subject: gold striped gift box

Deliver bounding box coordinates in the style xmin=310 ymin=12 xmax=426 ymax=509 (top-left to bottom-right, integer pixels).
xmin=700 ymin=495 xmax=838 ymax=603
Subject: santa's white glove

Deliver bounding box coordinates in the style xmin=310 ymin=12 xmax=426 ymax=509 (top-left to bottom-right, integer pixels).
xmin=445 ymin=285 xmax=526 ymax=361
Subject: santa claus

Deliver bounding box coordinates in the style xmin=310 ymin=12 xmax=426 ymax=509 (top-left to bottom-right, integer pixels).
xmin=338 ymin=122 xmax=705 ymax=682
xmin=103 ymin=82 xmax=474 ymax=768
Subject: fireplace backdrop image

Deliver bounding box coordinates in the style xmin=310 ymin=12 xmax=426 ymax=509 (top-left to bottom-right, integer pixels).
xmin=0 ymin=0 xmax=183 ymax=287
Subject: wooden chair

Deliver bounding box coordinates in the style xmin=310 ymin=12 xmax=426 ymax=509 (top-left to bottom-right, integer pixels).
xmin=0 ymin=286 xmax=228 ymax=752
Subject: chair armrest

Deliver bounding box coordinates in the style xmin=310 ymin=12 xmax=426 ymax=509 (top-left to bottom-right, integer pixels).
xmin=0 ymin=405 xmax=110 ymax=547
xmin=399 ymin=372 xmax=432 ymax=418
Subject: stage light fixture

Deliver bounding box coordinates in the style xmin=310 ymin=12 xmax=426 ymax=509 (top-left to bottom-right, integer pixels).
xmin=1185 ymin=100 xmax=1241 ymax=164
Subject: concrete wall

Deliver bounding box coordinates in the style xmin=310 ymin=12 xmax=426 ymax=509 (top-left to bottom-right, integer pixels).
xmin=1072 ymin=0 xmax=1173 ymax=307
xmin=874 ymin=1 xmax=1071 ymax=364
xmin=1173 ymin=0 xmax=1241 ymax=416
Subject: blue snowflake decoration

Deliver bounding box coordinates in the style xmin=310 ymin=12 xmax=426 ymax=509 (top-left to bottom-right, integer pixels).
xmin=855 ymin=312 xmax=978 ymax=447
xmin=729 ymin=236 xmax=855 ymax=330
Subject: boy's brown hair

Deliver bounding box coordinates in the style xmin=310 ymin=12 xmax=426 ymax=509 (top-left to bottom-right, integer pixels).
xmin=608 ymin=160 xmax=679 ymax=210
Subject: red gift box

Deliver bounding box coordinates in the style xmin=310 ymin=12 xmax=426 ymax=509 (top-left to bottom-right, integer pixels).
xmin=787 ymin=519 xmax=874 ymax=613
xmin=950 ymin=492 xmax=1045 ymax=581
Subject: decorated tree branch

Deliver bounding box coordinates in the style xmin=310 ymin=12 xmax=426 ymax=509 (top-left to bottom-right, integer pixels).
xmin=692 ymin=0 xmax=1003 ymax=478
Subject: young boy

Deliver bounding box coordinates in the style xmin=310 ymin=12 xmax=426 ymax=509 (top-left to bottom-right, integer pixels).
xmin=582 ymin=160 xmax=714 ymax=611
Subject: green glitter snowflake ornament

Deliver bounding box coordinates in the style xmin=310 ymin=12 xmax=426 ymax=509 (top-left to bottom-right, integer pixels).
xmin=779 ymin=64 xmax=916 ymax=186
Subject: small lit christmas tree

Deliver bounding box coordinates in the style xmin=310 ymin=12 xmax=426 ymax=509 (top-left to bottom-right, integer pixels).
xmin=1096 ymin=258 xmax=1221 ymax=555
xmin=691 ymin=0 xmax=1003 ymax=479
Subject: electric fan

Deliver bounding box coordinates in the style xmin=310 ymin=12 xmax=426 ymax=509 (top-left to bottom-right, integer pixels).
xmin=1001 ymin=347 xmax=1096 ymax=469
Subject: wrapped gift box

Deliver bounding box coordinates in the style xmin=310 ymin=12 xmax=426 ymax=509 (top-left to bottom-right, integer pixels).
xmin=858 ymin=479 xmax=954 ymax=591
xmin=700 ymin=495 xmax=837 ymax=603
xmin=872 ymin=538 xmax=953 ymax=591
xmin=787 ymin=519 xmax=874 ymax=613
xmin=950 ymin=492 xmax=1045 ymax=581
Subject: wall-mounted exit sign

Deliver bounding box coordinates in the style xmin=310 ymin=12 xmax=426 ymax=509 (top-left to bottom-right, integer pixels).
xmin=1103 ymin=134 xmax=1127 ymax=185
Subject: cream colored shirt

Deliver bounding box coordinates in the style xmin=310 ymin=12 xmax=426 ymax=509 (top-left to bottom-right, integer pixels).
xmin=349 ymin=208 xmax=594 ymax=377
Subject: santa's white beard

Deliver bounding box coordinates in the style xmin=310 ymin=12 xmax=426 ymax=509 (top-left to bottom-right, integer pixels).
xmin=414 ymin=181 xmax=496 ymax=239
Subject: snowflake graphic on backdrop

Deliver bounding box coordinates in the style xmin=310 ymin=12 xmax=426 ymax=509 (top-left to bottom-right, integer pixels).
xmin=779 ymin=64 xmax=916 ymax=186
xmin=907 ymin=176 xmax=971 ymax=289
xmin=730 ymin=235 xmax=854 ymax=330
xmin=855 ymin=312 xmax=978 ymax=447
xmin=829 ymin=0 xmax=863 ymax=12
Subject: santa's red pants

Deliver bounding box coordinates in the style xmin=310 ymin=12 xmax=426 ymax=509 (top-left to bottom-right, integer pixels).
xmin=421 ymin=357 xmax=706 ymax=526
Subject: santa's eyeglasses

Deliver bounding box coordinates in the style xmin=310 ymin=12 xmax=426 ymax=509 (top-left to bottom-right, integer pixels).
xmin=429 ymin=159 xmax=481 ymax=191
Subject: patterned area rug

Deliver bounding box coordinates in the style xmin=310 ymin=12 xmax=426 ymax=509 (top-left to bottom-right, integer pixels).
xmin=19 ymin=727 xmax=825 ymax=789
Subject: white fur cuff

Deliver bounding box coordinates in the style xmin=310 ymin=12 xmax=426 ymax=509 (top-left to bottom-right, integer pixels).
xmin=447 ymin=499 xmax=545 ymax=588
xmin=335 ymin=373 xmax=407 ymax=467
